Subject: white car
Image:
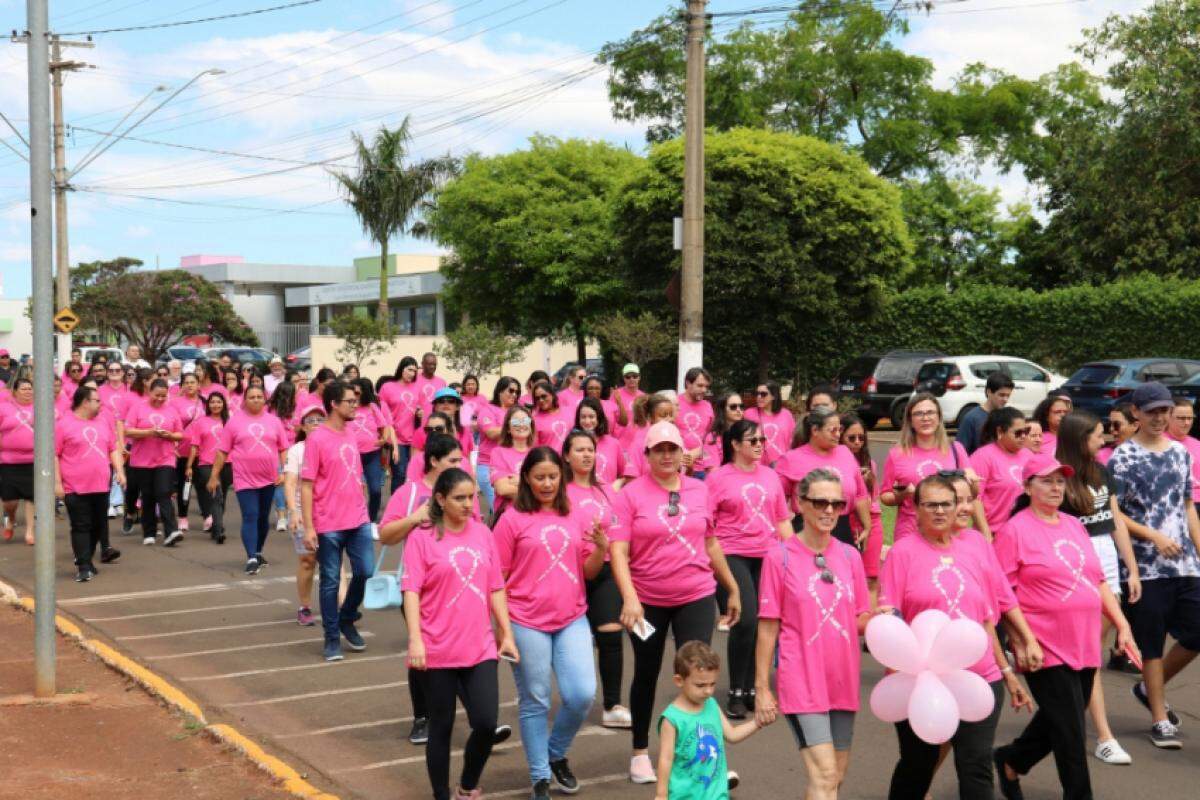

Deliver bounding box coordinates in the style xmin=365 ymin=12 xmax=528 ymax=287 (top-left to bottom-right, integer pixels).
xmin=908 ymin=355 xmax=1067 ymax=427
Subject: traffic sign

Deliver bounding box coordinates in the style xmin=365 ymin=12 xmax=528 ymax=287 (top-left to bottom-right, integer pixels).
xmin=53 ymin=307 xmax=79 ymax=334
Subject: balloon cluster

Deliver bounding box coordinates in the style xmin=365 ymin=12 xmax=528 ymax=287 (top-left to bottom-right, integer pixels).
xmin=866 ymin=610 xmax=996 ymax=744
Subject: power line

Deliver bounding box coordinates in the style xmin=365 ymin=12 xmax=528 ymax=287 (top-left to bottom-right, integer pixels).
xmin=56 ymin=0 xmax=328 ymax=36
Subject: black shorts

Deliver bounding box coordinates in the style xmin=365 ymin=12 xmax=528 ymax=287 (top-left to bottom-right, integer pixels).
xmin=0 ymin=463 xmax=33 ymax=501
xmin=1126 ymin=577 xmax=1200 ymax=659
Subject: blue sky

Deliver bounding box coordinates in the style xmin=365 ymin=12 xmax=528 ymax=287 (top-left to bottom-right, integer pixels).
xmin=0 ymin=0 xmax=1150 ymax=298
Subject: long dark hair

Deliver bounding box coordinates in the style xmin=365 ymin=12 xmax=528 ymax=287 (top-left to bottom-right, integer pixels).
xmin=352 ymin=377 xmax=377 ymax=407
xmin=1057 ymin=411 xmax=1104 ymax=516
xmin=423 ymin=432 xmax=462 ymax=474
xmin=840 ymin=413 xmax=872 ymax=470
xmin=492 ymin=375 xmax=520 ymax=406
xmin=757 ymin=381 xmax=783 ymax=414
xmin=393 ymin=356 xmax=418 ymax=381
xmin=1034 ymin=394 xmax=1070 ymax=432
xmin=532 ymin=380 xmax=559 ymax=411
xmin=268 ymin=381 xmax=296 ymax=420
xmin=222 ymin=368 xmax=243 ymax=396
xmin=514 ymin=446 xmax=570 ymax=515
xmin=309 ymin=367 xmax=336 ymax=395
xmin=427 ymin=467 xmax=475 ymax=541
xmin=562 ymin=429 xmax=602 ymax=488
xmin=980 ymin=407 xmax=1025 ymax=446
xmin=721 ymin=419 xmax=759 ymax=465
xmin=575 ymin=397 xmax=610 ymax=438
xmin=706 ymin=392 xmax=742 ymax=447
xmin=205 ymin=391 xmax=230 ymax=424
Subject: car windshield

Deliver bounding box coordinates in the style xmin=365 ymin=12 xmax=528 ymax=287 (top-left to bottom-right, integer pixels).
xmin=170 ymin=347 xmax=204 ymax=360
xmin=1069 ymin=365 xmax=1120 ymax=385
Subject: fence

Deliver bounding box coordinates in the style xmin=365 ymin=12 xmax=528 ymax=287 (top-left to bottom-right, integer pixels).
xmin=255 ymin=324 xmax=311 ymax=357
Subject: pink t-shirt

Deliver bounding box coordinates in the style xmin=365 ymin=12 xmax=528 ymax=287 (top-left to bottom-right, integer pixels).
xmin=475 ymin=403 xmax=506 ymax=466
xmin=401 ymin=520 xmax=504 ymax=669
xmin=488 ymin=445 xmax=531 ymax=512
xmin=224 ymin=392 xmax=243 ymax=415
xmin=348 ymin=403 xmax=387 ymax=454
xmin=881 ymin=442 xmax=971 ymax=542
xmin=125 ymin=401 xmax=183 ymax=469
xmin=383 ymin=475 xmax=483 ymax=523
xmin=0 ymin=401 xmax=35 ymax=464
xmin=186 ymin=416 xmax=226 ymax=467
xmin=414 ymin=374 xmax=448 ymax=417
xmin=558 ymin=387 xmax=584 ymax=416
xmin=676 ymin=395 xmax=714 ymax=451
xmin=609 ymin=475 xmax=715 ymax=607
xmin=301 ymin=424 xmax=369 ymax=534
xmin=776 ymin=444 xmax=869 ymax=516
xmin=219 ymin=410 xmax=287 ymax=491
xmin=879 ymin=530 xmax=1014 ymax=682
xmin=970 ymin=443 xmax=1030 ymax=530
xmin=1096 ymin=446 xmax=1114 ymax=466
xmin=1041 ymin=431 xmax=1058 ymax=458
xmin=706 ymin=463 xmax=790 ymax=558
xmin=169 ymin=394 xmax=205 ymax=429
xmin=55 ymin=388 xmax=74 ymax=417
xmin=696 ymin=433 xmax=723 ymax=474
xmin=1171 ymin=434 xmax=1200 ymax=501
xmin=758 ymin=537 xmax=869 ymax=713
xmin=533 ymin=406 xmax=573 ymax=452
xmin=97 ymin=383 xmax=130 ymax=421
xmin=55 ymin=412 xmax=117 ymax=495
xmin=379 ymin=380 xmax=421 ymax=445
xmin=614 ymin=387 xmax=645 ymax=447
xmin=494 ymin=508 xmax=591 ymax=632
xmin=566 ymin=481 xmax=617 ymax=532
xmin=746 ymin=407 xmax=797 ymax=465
xmin=591 ymin=434 xmax=631 ymax=486
xmin=995 ymin=508 xmax=1105 ymax=671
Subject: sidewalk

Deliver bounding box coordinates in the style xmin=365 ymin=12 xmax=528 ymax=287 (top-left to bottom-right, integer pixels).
xmin=0 ymin=603 xmax=295 ymax=800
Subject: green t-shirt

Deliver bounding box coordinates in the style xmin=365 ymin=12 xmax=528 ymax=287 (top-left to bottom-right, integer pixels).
xmin=658 ymin=697 xmax=728 ymax=800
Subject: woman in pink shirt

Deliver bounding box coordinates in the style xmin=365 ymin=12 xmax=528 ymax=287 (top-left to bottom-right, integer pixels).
xmin=697 ymin=391 xmax=745 ymax=476
xmin=185 ymin=392 xmax=232 ymax=545
xmin=582 ymin=375 xmax=627 ymax=434
xmin=1032 ymin=393 xmax=1072 ymax=458
xmin=609 ymin=421 xmax=742 ymax=783
xmin=531 ymin=381 xmax=572 ymax=453
xmin=1097 ymin=403 xmax=1136 ymax=465
xmin=564 ymin=430 xmax=630 ymax=730
xmin=348 ymin=378 xmax=390 ymax=528
xmin=881 ymin=393 xmax=977 ymax=543
xmin=475 ymin=376 xmax=520 ymax=518
xmin=169 ymin=373 xmax=205 ymax=533
xmin=706 ymin=419 xmax=793 ymax=720
xmin=402 ymin=467 xmax=518 ymax=800
xmin=379 ymin=356 xmax=421 ymax=492
xmin=994 ymin=455 xmax=1138 ymax=800
xmin=754 ymin=469 xmax=873 ymax=800
xmin=624 ymin=393 xmax=678 ymax=479
xmin=0 ymin=377 xmax=36 ymax=544
xmin=494 ymin=447 xmax=606 ymax=797
xmin=267 ymin=380 xmax=299 ymax=533
xmin=490 ymin=406 xmax=535 ymax=518
xmin=840 ymin=415 xmax=884 ymax=586
xmin=969 ymin=407 xmax=1031 ymax=534
xmin=54 ymin=374 xmax=73 ymax=416
xmin=54 ymin=384 xmax=126 ymax=580
xmin=777 ymin=407 xmax=871 ymax=546
xmin=574 ymin=398 xmax=630 ymax=489
xmin=407 ymin=412 xmax=465 ymax=484
xmin=745 ymin=381 xmax=796 ymax=467
xmin=221 ymin=369 xmax=244 ymax=413
xmin=124 ymin=378 xmax=185 ymax=547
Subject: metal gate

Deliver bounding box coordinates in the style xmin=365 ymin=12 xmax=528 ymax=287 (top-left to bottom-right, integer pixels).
xmin=255 ymin=324 xmax=310 ymax=357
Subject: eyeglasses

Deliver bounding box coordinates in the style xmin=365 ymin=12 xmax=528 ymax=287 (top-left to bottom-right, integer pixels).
xmin=667 ymin=490 xmax=681 ymax=517
xmin=1012 ymin=427 xmax=1030 ymax=438
xmin=814 ymin=553 xmax=834 ymax=584
xmin=727 ymin=403 xmax=743 ymax=411
xmin=845 ymin=434 xmax=865 ymax=443
xmin=911 ymin=410 xmax=939 ymax=420
xmin=741 ymin=436 xmax=767 ymax=446
xmin=509 ymin=418 xmax=531 ymax=428
xmin=339 ymin=398 xmax=359 ymax=406
xmin=425 ymin=426 xmax=447 ymax=434
xmin=755 ymin=390 xmax=770 ymax=397
xmin=803 ymin=497 xmax=847 ymax=512
xmin=302 ymin=415 xmax=323 ymax=426
xmin=919 ymin=501 xmax=954 ymax=513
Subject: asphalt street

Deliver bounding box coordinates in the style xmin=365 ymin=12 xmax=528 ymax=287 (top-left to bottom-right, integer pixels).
xmin=1 ymin=434 xmax=1197 ymax=799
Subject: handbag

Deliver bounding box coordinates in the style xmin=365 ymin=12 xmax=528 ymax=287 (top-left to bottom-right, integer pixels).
xmin=363 ymin=486 xmax=418 ymax=610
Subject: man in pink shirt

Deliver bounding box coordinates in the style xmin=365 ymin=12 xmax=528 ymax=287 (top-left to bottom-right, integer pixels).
xmin=301 ymin=381 xmax=373 ymax=663
xmin=676 ymin=367 xmax=714 ymax=465
xmin=414 ymin=351 xmax=448 ymax=425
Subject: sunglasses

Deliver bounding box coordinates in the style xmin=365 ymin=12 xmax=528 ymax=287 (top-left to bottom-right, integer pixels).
xmin=844 ymin=434 xmax=865 ymax=443
xmin=424 ymin=426 xmax=447 ymax=434
xmin=624 ymin=374 xmax=639 ymax=380
xmin=504 ymin=387 xmax=519 ymax=394
xmin=755 ymin=390 xmax=770 ymax=397
xmin=911 ymin=409 xmax=939 ymax=420
xmin=804 ymin=497 xmax=847 ymax=512
xmin=741 ymin=436 xmax=767 ymax=446
xmin=534 ymin=394 xmax=550 ymax=402
xmin=727 ymin=403 xmax=744 ymax=411
xmin=814 ymin=553 xmax=834 ymax=584
xmin=1011 ymin=427 xmax=1030 ymax=438
xmin=667 ymin=490 xmax=681 ymax=517
xmin=510 ymin=419 xmax=531 ymax=428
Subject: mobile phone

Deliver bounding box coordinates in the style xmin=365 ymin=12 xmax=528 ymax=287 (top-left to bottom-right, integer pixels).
xmin=632 ymin=618 xmax=657 ymax=641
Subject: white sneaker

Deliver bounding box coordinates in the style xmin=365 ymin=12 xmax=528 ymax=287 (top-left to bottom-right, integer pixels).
xmin=276 ymin=516 xmax=288 ymax=532
xmin=602 ymin=705 xmax=632 ymax=729
xmin=107 ymin=505 xmax=119 ymax=519
xmin=371 ymin=523 xmax=380 ymax=541
xmin=203 ymin=515 xmax=212 ymax=531
xmin=717 ymin=620 xmax=731 ymax=633
xmin=142 ymin=536 xmax=155 ymax=546
xmin=629 ymin=754 xmax=657 ymax=784
xmin=1094 ymin=739 xmax=1132 ymax=765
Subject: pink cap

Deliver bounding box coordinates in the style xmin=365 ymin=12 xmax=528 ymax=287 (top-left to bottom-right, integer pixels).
xmin=296 ymin=400 xmax=326 ymax=420
xmin=1021 ymin=453 xmax=1074 ymax=482
xmin=644 ymin=420 xmax=684 ymax=450
xmin=0 ymin=349 xmax=8 ymax=357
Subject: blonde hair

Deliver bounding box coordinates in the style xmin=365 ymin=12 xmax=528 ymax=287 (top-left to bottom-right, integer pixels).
xmin=898 ymin=392 xmax=951 ymax=455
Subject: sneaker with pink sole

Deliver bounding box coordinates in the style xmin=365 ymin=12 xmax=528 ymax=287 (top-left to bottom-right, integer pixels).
xmin=629 ymin=753 xmax=657 ymax=784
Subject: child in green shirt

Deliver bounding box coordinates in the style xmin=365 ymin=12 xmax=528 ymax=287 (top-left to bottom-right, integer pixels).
xmin=656 ymin=641 xmax=770 ymax=799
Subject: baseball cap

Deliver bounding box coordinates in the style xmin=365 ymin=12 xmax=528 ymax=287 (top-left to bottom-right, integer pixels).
xmin=433 ymin=387 xmax=462 ymax=403
xmin=0 ymin=349 xmax=8 ymax=357
xmin=644 ymin=421 xmax=684 ymax=450
xmin=296 ymin=400 xmax=327 ymax=421
xmin=1021 ymin=453 xmax=1075 ymax=482
xmin=1130 ymin=381 xmax=1173 ymax=411
xmin=269 ymin=356 xmax=283 ymax=365
xmin=622 ymin=363 xmax=639 ymax=376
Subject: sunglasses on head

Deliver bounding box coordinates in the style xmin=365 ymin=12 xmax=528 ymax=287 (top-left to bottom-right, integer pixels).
xmin=667 ymin=490 xmax=681 ymax=517
xmin=936 ymin=469 xmax=966 ymax=479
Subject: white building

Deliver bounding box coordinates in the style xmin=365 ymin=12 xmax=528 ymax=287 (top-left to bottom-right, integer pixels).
xmin=0 ymin=273 xmax=33 ymax=359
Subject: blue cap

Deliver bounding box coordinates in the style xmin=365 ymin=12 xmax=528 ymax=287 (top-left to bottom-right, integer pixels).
xmin=1130 ymin=381 xmax=1173 ymax=411
xmin=433 ymin=387 xmax=462 ymax=403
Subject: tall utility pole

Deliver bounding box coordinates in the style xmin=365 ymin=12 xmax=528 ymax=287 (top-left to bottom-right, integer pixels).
xmin=50 ymin=35 xmax=94 ymax=365
xmin=25 ymin=0 xmax=57 ymax=698
xmin=678 ymin=0 xmax=706 ymax=390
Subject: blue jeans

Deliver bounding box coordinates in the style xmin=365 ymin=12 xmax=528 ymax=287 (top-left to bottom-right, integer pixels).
xmin=510 ymin=615 xmax=596 ymax=782
xmin=235 ymin=484 xmax=275 ymax=559
xmin=315 ymin=523 xmax=374 ymax=643
xmin=361 ymin=450 xmax=383 ymax=522
xmin=475 ymin=463 xmax=494 ymax=520
xmin=109 ymin=473 xmax=123 ymax=508
xmin=389 ymin=444 xmax=411 ymax=493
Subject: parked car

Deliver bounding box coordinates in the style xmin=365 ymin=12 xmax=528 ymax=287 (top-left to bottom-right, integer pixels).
xmin=79 ymin=346 xmax=123 ymax=365
xmin=203 ymin=346 xmax=278 ymax=367
xmin=911 ymin=355 xmax=1067 ymax=427
xmin=552 ymin=359 xmax=606 ymax=389
xmin=155 ymin=345 xmax=206 ymax=368
xmin=285 ymin=345 xmax=311 ymax=372
xmin=1064 ymin=358 xmax=1200 ymax=416
xmin=836 ymin=350 xmax=945 ymax=428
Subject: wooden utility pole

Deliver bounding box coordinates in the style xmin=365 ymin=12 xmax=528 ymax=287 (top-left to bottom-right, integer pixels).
xmin=678 ymin=0 xmax=706 ymax=390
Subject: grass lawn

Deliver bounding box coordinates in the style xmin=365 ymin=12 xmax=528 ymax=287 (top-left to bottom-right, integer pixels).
xmin=881 ymin=503 xmax=896 ymax=546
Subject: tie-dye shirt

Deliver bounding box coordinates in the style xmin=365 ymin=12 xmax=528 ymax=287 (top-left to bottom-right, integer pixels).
xmin=1109 ymin=439 xmax=1200 ymax=581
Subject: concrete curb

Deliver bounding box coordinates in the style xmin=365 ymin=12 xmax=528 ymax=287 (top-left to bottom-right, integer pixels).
xmin=0 ymin=577 xmax=339 ymax=800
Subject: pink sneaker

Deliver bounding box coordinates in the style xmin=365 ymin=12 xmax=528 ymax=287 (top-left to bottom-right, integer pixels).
xmin=454 ymin=787 xmax=482 ymax=800
xmin=203 ymin=516 xmax=213 ymax=532
xmin=297 ymin=607 xmax=315 ymax=626
xmin=630 ymin=753 xmax=657 ymax=784
xmin=178 ymin=518 xmax=189 ymax=532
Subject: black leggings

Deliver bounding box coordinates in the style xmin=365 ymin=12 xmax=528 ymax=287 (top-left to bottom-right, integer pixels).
xmin=192 ymin=463 xmax=232 ymax=536
xmin=426 ymin=660 xmax=499 ymax=800
xmin=1000 ymin=666 xmax=1095 ymax=800
xmin=65 ymin=492 xmax=108 ymax=567
xmin=715 ymin=555 xmax=761 ymax=693
xmin=586 ymin=563 xmax=624 ymax=710
xmin=174 ymin=456 xmax=191 ymax=518
xmin=132 ymin=466 xmax=177 ymax=537
xmin=629 ymin=594 xmax=715 ymax=750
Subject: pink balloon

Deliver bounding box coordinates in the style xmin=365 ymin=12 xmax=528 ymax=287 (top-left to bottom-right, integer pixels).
xmin=927 ymin=618 xmax=990 ymax=674
xmin=870 ymin=672 xmax=918 ymax=723
xmin=940 ymin=669 xmax=996 ymax=723
xmin=907 ymin=671 xmax=960 ymax=744
xmin=866 ymin=614 xmax=924 ymax=674
xmin=911 ymin=609 xmax=951 ymax=658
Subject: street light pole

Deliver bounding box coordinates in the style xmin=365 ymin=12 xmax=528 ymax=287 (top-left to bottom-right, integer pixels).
xmin=678 ymin=0 xmax=706 ymax=390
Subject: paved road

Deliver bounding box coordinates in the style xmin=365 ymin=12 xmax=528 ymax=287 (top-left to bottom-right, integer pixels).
xmin=2 ymin=447 xmax=1198 ymax=799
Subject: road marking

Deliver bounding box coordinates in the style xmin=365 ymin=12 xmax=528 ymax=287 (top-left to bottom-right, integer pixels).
xmin=146 ymin=632 xmax=376 ymax=661
xmin=118 ymin=617 xmax=318 ymax=641
xmin=182 ymin=652 xmax=406 ymax=682
xmin=226 ymin=680 xmax=408 ymax=708
xmin=276 ymin=700 xmax=520 ymax=739
xmin=86 ymin=599 xmax=292 ymax=622
xmin=60 ymin=576 xmax=293 ymax=606
xmin=488 ymin=773 xmax=628 ymax=798
xmin=332 ymin=726 xmax=615 ymax=773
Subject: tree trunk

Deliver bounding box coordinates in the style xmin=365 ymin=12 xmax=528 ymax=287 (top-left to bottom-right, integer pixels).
xmin=377 ymin=238 xmax=390 ymax=322
xmin=757 ymin=335 xmax=770 ymax=384
xmin=575 ymin=324 xmax=587 ymax=365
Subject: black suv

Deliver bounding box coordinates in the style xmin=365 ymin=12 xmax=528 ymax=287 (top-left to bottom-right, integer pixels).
xmin=836 ymin=349 xmax=945 ymax=428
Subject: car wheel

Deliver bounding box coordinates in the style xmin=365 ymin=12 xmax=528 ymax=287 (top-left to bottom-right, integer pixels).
xmin=889 ymin=399 xmax=908 ymax=428
xmin=954 ymin=404 xmax=979 ymax=430
xmin=858 ymin=412 xmax=879 ymax=430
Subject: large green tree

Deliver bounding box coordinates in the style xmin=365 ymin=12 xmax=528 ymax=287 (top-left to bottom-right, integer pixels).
xmin=424 ymin=136 xmax=642 ymax=362
xmin=612 ymin=128 xmax=912 ymax=388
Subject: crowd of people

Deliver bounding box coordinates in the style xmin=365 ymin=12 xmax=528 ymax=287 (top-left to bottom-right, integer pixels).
xmin=1 ymin=345 xmax=1198 ymax=800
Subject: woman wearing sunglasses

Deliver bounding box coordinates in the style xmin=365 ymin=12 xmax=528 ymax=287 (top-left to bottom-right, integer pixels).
xmin=532 ymin=380 xmax=573 ymax=453
xmin=745 ymin=381 xmax=795 ymax=467
xmin=476 ymin=376 xmax=521 ymax=519
xmin=1097 ymin=403 xmax=1136 ymax=465
xmin=706 ymin=419 xmax=793 ymax=720
xmin=754 ymin=468 xmax=872 ymax=800
xmin=880 ymin=473 xmax=1040 ymax=800
xmin=698 ymin=392 xmax=746 ymax=476
xmin=609 ymin=421 xmax=742 ymax=784
xmin=969 ymin=407 xmax=1031 ymax=535
xmin=777 ymin=407 xmax=871 ymax=547
xmin=490 ymin=406 xmax=536 ymax=519
xmin=840 ymin=414 xmax=884 ymax=597
xmin=574 ymin=397 xmax=631 ymax=489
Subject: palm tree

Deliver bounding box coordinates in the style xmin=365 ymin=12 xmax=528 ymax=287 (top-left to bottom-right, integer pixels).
xmin=330 ymin=118 xmax=458 ymax=320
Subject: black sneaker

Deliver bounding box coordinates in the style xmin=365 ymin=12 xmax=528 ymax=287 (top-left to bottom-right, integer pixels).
xmin=323 ymin=638 xmax=343 ymax=662
xmin=549 ymin=758 xmax=579 ymax=794
xmin=122 ymin=516 xmax=134 ymax=535
xmin=1132 ymin=682 xmax=1182 ymax=727
xmin=725 ymin=690 xmax=748 ymax=720
xmin=1150 ymin=721 xmax=1182 ymax=749
xmin=493 ymin=724 xmax=512 ymax=744
xmin=530 ymin=779 xmax=552 ymax=800
xmin=100 ymin=547 xmax=121 ymax=564
xmin=163 ymin=530 xmax=183 ymax=547
xmin=994 ymin=748 xmax=1023 ymax=800
xmin=339 ymin=621 xmax=367 ymax=651
xmin=408 ymin=717 xmax=429 ymax=744
xmin=244 ymin=557 xmax=261 ymax=575
xmin=74 ymin=567 xmax=91 ymax=583
xmin=256 ymin=553 xmax=269 ymax=567
xmin=745 ymin=689 xmax=756 ymax=711
xmin=728 ymin=771 xmax=740 ymax=791
xmin=85 ymin=564 xmax=99 ymax=579
xmin=214 ymin=532 xmax=226 ymax=544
